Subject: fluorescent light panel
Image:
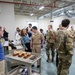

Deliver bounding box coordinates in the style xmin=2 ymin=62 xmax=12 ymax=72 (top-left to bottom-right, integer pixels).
xmin=60 ymin=12 xmax=64 ymax=15
xmin=39 ymin=6 xmax=44 ymax=10
xmin=30 ymin=13 xmax=34 ymax=16
xmin=68 ymin=10 xmax=73 ymax=13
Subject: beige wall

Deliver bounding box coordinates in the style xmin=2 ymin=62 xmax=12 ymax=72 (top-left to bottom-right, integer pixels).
xmin=0 ymin=0 xmax=15 ymax=40
xmin=15 ymin=15 xmax=75 ymax=33
xmin=15 ymin=15 xmax=38 ymax=29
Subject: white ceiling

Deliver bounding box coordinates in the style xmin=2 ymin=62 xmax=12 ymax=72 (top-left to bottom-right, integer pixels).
xmin=0 ymin=0 xmax=75 ymax=17
xmin=14 ymin=0 xmax=75 ymax=17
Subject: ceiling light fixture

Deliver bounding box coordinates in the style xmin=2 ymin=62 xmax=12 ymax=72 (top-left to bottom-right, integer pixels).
xmin=39 ymin=6 xmax=44 ymax=10
xmin=61 ymin=12 xmax=64 ymax=15
xmin=30 ymin=13 xmax=34 ymax=16
xmin=68 ymin=10 xmax=73 ymax=13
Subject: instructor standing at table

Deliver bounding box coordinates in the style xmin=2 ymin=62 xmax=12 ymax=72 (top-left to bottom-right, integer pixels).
xmin=30 ymin=26 xmax=44 ymax=68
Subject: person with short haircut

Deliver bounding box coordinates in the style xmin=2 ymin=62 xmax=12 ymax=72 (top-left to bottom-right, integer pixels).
xmin=28 ymin=23 xmax=32 ymax=32
xmin=15 ymin=27 xmax=20 ymax=39
xmin=30 ymin=26 xmax=44 ymax=68
xmin=69 ymin=26 xmax=75 ymax=42
xmin=56 ymin=25 xmax=62 ymax=67
xmin=46 ymin=25 xmax=56 ymax=62
xmin=56 ymin=19 xmax=74 ymax=75
xmin=40 ymin=29 xmax=45 ymax=50
xmin=3 ymin=27 xmax=9 ymax=41
xmin=15 ymin=29 xmax=21 ymax=44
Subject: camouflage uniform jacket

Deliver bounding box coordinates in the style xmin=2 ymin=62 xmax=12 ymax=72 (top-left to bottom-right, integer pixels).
xmin=55 ymin=28 xmax=74 ymax=56
xmin=69 ymin=30 xmax=75 ymax=41
xmin=46 ymin=30 xmax=56 ymax=43
xmin=69 ymin=30 xmax=75 ymax=37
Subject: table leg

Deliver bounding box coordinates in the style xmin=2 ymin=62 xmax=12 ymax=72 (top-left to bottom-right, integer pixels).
xmin=39 ymin=58 xmax=41 ymax=75
xmin=28 ymin=65 xmax=32 ymax=75
xmin=15 ymin=65 xmax=20 ymax=74
xmin=5 ymin=60 xmax=9 ymax=75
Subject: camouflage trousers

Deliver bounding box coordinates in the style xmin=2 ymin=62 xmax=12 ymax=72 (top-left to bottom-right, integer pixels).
xmin=32 ymin=44 xmax=41 ymax=65
xmin=46 ymin=43 xmax=55 ymax=59
xmin=58 ymin=54 xmax=72 ymax=75
xmin=0 ymin=60 xmax=5 ymax=75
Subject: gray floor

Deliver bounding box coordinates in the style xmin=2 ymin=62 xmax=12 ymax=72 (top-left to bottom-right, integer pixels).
xmin=41 ymin=50 xmax=57 ymax=75
xmin=39 ymin=48 xmax=75 ymax=75
xmin=9 ymin=48 xmax=75 ymax=75
xmin=69 ymin=48 xmax=75 ymax=75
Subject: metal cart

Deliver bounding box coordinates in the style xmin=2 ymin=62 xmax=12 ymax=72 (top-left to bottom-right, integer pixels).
xmin=5 ymin=52 xmax=42 ymax=75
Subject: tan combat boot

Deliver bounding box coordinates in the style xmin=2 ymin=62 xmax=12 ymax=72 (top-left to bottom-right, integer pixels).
xmin=52 ymin=57 xmax=54 ymax=62
xmin=46 ymin=55 xmax=50 ymax=62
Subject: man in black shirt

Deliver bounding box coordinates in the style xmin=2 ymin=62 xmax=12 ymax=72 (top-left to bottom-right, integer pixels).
xmin=3 ymin=27 xmax=9 ymax=41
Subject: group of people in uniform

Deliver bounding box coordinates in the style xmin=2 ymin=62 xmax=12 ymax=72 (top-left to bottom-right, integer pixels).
xmin=46 ymin=19 xmax=74 ymax=75
xmin=15 ymin=25 xmax=44 ymax=68
xmin=0 ymin=18 xmax=74 ymax=75
xmin=16 ymin=19 xmax=74 ymax=75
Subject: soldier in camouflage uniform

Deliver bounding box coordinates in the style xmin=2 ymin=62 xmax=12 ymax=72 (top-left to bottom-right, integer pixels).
xmin=46 ymin=25 xmax=56 ymax=62
xmin=70 ymin=26 xmax=75 ymax=35
xmin=70 ymin=26 xmax=75 ymax=48
xmin=55 ymin=19 xmax=74 ymax=75
xmin=69 ymin=26 xmax=75 ymax=42
xmin=56 ymin=25 xmax=62 ymax=67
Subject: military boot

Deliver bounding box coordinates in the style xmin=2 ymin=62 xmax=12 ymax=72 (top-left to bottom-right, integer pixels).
xmin=46 ymin=55 xmax=50 ymax=62
xmin=52 ymin=57 xmax=54 ymax=62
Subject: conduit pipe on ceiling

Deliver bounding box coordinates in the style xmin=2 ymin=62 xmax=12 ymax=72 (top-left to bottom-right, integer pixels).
xmin=0 ymin=1 xmax=60 ymax=8
xmin=46 ymin=0 xmax=59 ymax=7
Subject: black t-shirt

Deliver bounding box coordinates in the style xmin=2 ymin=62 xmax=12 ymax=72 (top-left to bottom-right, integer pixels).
xmin=3 ymin=30 xmax=9 ymax=41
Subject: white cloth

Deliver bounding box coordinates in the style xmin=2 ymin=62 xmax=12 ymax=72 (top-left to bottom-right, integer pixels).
xmin=12 ymin=40 xmax=21 ymax=45
xmin=15 ymin=33 xmax=21 ymax=41
xmin=28 ymin=27 xmax=32 ymax=32
xmin=3 ymin=41 xmax=8 ymax=46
